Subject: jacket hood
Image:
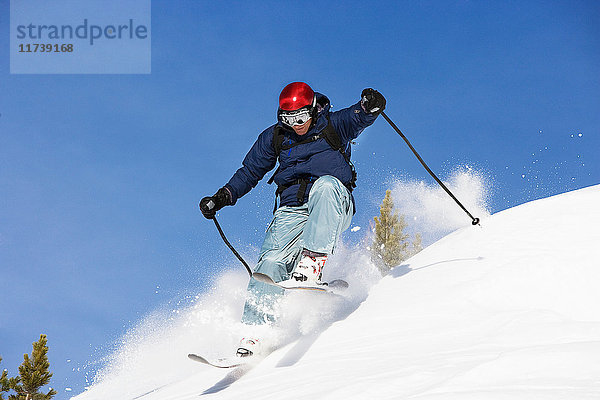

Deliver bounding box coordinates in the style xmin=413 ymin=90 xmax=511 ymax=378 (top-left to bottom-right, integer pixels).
xmin=315 ymin=92 xmax=331 ymax=113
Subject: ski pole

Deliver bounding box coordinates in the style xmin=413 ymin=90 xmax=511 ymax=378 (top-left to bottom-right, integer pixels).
xmin=211 ymin=216 xmax=253 ymax=276
xmin=203 ymin=198 xmax=253 ymax=276
xmin=380 ymin=111 xmax=480 ymax=226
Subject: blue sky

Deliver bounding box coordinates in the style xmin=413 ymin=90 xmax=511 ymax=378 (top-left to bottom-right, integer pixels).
xmin=1 ymin=1 xmax=598 ymax=398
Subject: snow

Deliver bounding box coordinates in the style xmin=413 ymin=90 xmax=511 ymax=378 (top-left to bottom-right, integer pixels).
xmin=389 ymin=166 xmax=491 ymax=244
xmin=72 ymin=185 xmax=600 ymax=400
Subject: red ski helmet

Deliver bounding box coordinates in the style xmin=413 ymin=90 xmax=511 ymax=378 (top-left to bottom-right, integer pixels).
xmin=278 ymin=82 xmax=315 ymax=111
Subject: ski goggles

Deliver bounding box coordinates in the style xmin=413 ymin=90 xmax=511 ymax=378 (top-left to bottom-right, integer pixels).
xmin=279 ymin=107 xmax=313 ymax=127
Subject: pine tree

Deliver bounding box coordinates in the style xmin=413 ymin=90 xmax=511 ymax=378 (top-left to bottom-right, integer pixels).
xmin=372 ymin=190 xmax=409 ymax=274
xmin=1 ymin=356 xmax=10 ymax=400
xmin=8 ymin=335 xmax=56 ymax=400
xmin=1 ymin=356 xmax=19 ymax=400
xmin=411 ymin=232 xmax=423 ymax=257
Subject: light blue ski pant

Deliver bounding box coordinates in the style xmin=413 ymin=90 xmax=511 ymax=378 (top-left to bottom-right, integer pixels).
xmin=241 ymin=175 xmax=354 ymax=325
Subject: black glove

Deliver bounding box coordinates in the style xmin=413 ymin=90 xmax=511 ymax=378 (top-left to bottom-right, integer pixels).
xmin=199 ymin=187 xmax=231 ymax=219
xmin=361 ymin=88 xmax=386 ymax=115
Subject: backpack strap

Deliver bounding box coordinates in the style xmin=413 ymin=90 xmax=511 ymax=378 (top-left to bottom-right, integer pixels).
xmin=320 ymin=115 xmax=357 ymax=190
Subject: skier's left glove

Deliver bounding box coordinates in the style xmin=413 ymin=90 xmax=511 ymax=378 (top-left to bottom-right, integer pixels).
xmin=199 ymin=187 xmax=231 ymax=219
xmin=361 ymin=88 xmax=386 ymax=115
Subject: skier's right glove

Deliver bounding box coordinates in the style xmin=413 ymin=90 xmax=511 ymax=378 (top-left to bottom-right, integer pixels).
xmin=199 ymin=187 xmax=231 ymax=219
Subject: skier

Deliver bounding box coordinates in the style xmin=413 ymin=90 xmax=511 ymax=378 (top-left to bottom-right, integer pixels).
xmin=200 ymin=82 xmax=385 ymax=358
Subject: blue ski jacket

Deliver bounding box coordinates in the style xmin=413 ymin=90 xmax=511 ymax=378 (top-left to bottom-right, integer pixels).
xmin=224 ymin=93 xmax=378 ymax=208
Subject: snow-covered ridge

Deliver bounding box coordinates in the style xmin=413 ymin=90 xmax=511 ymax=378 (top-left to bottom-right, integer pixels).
xmin=74 ymin=185 xmax=600 ymax=399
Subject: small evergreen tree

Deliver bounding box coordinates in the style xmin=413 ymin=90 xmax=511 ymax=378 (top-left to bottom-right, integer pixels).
xmin=4 ymin=335 xmax=56 ymax=400
xmin=371 ymin=190 xmax=424 ymax=274
xmin=1 ymin=356 xmax=10 ymax=400
xmin=372 ymin=190 xmax=409 ymax=274
xmin=1 ymin=356 xmax=20 ymax=400
xmin=411 ymin=233 xmax=423 ymax=257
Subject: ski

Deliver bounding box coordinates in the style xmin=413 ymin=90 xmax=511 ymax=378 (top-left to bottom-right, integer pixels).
xmin=252 ymin=272 xmax=348 ymax=294
xmin=187 ymin=353 xmax=247 ymax=369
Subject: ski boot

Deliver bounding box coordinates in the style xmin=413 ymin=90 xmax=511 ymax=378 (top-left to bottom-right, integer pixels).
xmin=280 ymin=249 xmax=328 ymax=288
xmin=236 ymin=337 xmax=261 ymax=358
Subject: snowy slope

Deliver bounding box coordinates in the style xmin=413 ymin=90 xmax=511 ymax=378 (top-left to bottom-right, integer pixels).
xmin=73 ymin=185 xmax=600 ymax=400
